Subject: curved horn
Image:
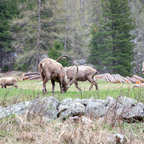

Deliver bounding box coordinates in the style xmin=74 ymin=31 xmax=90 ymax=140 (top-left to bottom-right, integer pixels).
xmin=56 ymin=55 xmax=68 ymax=62
xmin=66 ymin=65 xmax=79 ymax=89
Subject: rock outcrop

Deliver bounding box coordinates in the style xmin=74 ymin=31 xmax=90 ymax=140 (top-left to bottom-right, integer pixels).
xmin=0 ymin=96 xmax=144 ymax=123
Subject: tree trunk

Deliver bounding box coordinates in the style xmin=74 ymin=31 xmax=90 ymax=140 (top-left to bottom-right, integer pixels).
xmin=36 ymin=0 xmax=41 ymax=71
xmin=64 ymin=0 xmax=68 ymax=52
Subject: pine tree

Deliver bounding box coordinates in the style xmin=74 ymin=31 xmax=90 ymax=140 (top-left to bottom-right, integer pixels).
xmin=12 ymin=0 xmax=62 ymax=71
xmin=0 ymin=0 xmax=18 ymax=71
xmin=89 ymin=0 xmax=135 ymax=76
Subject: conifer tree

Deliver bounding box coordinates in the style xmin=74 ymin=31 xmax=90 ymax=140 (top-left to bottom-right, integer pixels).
xmin=0 ymin=0 xmax=18 ymax=71
xmin=12 ymin=0 xmax=62 ymax=71
xmin=89 ymin=0 xmax=135 ymax=76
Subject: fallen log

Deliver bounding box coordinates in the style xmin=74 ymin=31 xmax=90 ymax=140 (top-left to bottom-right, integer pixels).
xmin=23 ymin=72 xmax=40 ymax=77
xmin=95 ymin=73 xmax=144 ymax=84
xmin=133 ymin=75 xmax=144 ymax=82
xmin=121 ymin=76 xmax=132 ymax=83
xmin=131 ymin=77 xmax=141 ymax=84
xmin=107 ymin=73 xmax=116 ymax=83
xmin=28 ymin=75 xmax=41 ymax=80
xmin=21 ymin=72 xmax=41 ymax=80
xmin=115 ymin=74 xmax=125 ymax=83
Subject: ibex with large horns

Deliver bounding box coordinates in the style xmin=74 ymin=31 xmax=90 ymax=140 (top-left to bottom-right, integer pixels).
xmin=39 ymin=57 xmax=78 ymax=94
xmin=53 ymin=56 xmax=99 ymax=92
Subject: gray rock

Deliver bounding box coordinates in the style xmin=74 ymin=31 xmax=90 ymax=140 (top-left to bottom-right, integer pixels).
xmin=81 ymin=97 xmax=95 ymax=106
xmin=73 ymin=59 xmax=86 ymax=65
xmin=86 ymin=102 xmax=106 ymax=117
xmin=95 ymin=99 xmax=109 ymax=107
xmin=122 ymin=102 xmax=144 ymax=120
xmin=77 ymin=59 xmax=86 ymax=65
xmin=115 ymin=97 xmax=138 ymax=116
xmin=70 ymin=102 xmax=85 ymax=114
xmin=59 ymin=102 xmax=85 ymax=119
xmin=118 ymin=97 xmax=137 ymax=107
xmin=73 ymin=98 xmax=82 ymax=104
xmin=106 ymin=96 xmax=144 ymax=122
xmin=58 ymin=104 xmax=69 ymax=113
xmin=73 ymin=61 xmax=79 ymax=65
xmin=106 ymin=97 xmax=116 ymax=109
xmin=58 ymin=98 xmax=73 ymax=113
xmin=0 ymin=101 xmax=30 ymax=119
xmin=60 ymin=98 xmax=73 ymax=105
xmin=0 ymin=96 xmax=60 ymax=121
xmin=27 ymin=96 xmax=60 ymax=121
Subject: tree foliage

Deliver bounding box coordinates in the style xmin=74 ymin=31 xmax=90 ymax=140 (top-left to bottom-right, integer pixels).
xmin=0 ymin=0 xmax=18 ymax=71
xmin=89 ymin=0 xmax=135 ymax=76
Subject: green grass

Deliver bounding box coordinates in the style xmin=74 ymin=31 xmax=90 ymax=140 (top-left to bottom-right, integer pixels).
xmin=0 ymin=80 xmax=144 ymax=143
xmin=0 ymin=80 xmax=144 ymax=106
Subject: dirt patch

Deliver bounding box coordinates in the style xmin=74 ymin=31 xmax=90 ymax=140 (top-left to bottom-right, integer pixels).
xmin=0 ymin=71 xmax=23 ymax=79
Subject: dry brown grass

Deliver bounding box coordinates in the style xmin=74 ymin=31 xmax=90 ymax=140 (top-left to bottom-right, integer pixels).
xmin=0 ymin=71 xmax=23 ymax=79
xmin=0 ymin=114 xmax=144 ymax=144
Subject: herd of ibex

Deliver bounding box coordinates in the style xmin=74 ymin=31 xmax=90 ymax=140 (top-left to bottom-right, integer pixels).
xmin=39 ymin=56 xmax=99 ymax=94
xmin=0 ymin=56 xmax=99 ymax=94
xmin=1 ymin=59 xmax=144 ymax=93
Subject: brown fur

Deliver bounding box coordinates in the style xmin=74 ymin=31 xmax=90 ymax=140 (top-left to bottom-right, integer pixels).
xmin=56 ymin=56 xmax=98 ymax=91
xmin=38 ymin=58 xmax=78 ymax=94
xmin=64 ymin=65 xmax=98 ymax=91
xmin=0 ymin=77 xmax=18 ymax=88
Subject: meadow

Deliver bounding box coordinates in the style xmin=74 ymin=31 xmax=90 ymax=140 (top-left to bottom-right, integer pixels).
xmin=0 ymin=79 xmax=144 ymax=143
xmin=0 ymin=79 xmax=144 ymax=106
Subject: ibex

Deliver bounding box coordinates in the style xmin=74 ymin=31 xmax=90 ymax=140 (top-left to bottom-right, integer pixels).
xmin=51 ymin=56 xmax=99 ymax=92
xmin=0 ymin=77 xmax=18 ymax=88
xmin=38 ymin=57 xmax=78 ymax=94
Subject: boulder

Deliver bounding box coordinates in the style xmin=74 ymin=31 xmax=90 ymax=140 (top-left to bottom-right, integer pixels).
xmin=58 ymin=98 xmax=73 ymax=113
xmin=117 ymin=97 xmax=137 ymax=108
xmin=86 ymin=102 xmax=106 ymax=117
xmin=105 ymin=97 xmax=116 ymax=110
xmin=106 ymin=96 xmax=144 ymax=122
xmin=115 ymin=97 xmax=138 ymax=116
xmin=27 ymin=96 xmax=60 ymax=121
xmin=122 ymin=102 xmax=144 ymax=122
xmin=95 ymin=99 xmax=109 ymax=107
xmin=0 ymin=101 xmax=30 ymax=119
xmin=81 ymin=97 xmax=95 ymax=106
xmin=60 ymin=98 xmax=73 ymax=105
xmin=59 ymin=102 xmax=85 ymax=119
xmin=73 ymin=59 xmax=86 ymax=65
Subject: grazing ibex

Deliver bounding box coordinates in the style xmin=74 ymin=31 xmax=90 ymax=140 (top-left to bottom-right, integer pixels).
xmin=38 ymin=58 xmax=78 ymax=94
xmin=56 ymin=56 xmax=99 ymax=92
xmin=0 ymin=77 xmax=18 ymax=88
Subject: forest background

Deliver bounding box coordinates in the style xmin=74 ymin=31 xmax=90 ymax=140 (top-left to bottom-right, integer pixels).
xmin=0 ymin=0 xmax=144 ymax=76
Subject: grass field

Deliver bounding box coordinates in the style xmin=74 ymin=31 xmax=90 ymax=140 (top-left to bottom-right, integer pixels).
xmin=0 ymin=79 xmax=144 ymax=143
xmin=0 ymin=79 xmax=144 ymax=106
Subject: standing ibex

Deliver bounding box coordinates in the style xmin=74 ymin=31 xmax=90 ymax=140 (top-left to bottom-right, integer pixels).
xmin=54 ymin=56 xmax=99 ymax=92
xmin=0 ymin=77 xmax=18 ymax=88
xmin=38 ymin=58 xmax=78 ymax=94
